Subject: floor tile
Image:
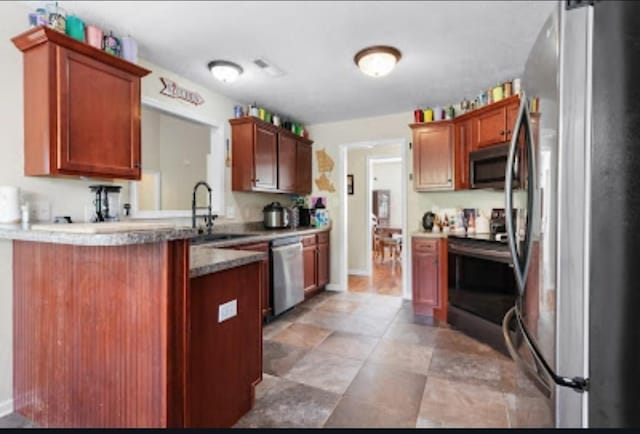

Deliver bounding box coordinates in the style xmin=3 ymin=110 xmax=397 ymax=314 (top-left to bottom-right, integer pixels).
xmin=254 ymin=373 xmax=281 ymax=401
xmin=315 ymin=331 xmax=379 ymax=361
xmin=324 ymin=395 xmax=417 ymax=428
xmin=352 ymin=302 xmax=400 ymax=320
xmin=277 ymin=305 xmax=312 ymax=322
xmin=417 ymin=377 xmax=510 ymax=428
xmin=343 ymin=361 xmax=426 ymax=418
xmin=394 ymin=306 xmax=444 ymax=326
xmin=383 ymin=321 xmax=439 ymax=347
xmin=262 ymin=340 xmax=309 ymax=377
xmin=270 ymin=323 xmax=332 ymax=349
xmin=284 ymin=350 xmax=364 ymax=394
xmin=428 ymin=348 xmax=513 ymax=393
xmin=315 ymin=298 xmax=361 ymax=314
xmin=295 ymin=309 xmax=352 ymax=331
xmin=263 ymin=319 xmax=293 ymax=340
xmin=435 ymin=328 xmax=506 ymax=358
xmin=337 ymin=312 xmax=394 ymax=337
xmin=504 ymin=392 xmax=553 ymax=428
xmin=234 ymin=378 xmax=340 ymax=428
xmin=368 ymin=339 xmax=433 ymax=375
xmin=299 ymin=290 xmax=340 ymax=309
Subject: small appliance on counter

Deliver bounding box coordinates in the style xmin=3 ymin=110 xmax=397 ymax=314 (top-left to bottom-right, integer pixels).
xmin=263 ymin=202 xmax=289 ymax=229
xmin=89 ymin=185 xmax=122 ymax=222
xmin=0 ymin=186 xmax=21 ymax=223
xmin=421 ymin=211 xmax=436 ymax=231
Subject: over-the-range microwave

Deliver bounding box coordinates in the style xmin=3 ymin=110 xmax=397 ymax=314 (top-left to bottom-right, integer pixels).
xmin=469 ymin=143 xmax=524 ymax=190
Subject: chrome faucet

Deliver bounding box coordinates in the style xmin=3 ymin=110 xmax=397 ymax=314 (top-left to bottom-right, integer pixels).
xmin=192 ymin=181 xmax=217 ymax=234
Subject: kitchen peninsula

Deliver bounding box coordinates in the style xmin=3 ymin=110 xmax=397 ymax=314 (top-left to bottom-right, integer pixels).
xmin=2 ymin=224 xmax=266 ymax=428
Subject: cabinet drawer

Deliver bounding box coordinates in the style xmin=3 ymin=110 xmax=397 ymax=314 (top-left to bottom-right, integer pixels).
xmin=316 ymin=231 xmax=329 ymax=244
xmin=412 ymin=238 xmax=438 ymax=253
xmin=301 ymin=235 xmax=316 ymax=247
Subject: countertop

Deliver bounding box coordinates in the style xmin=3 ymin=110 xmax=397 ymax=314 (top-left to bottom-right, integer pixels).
xmin=0 ymin=222 xmax=199 ymax=246
xmin=0 ymin=222 xmax=330 ymax=247
xmin=411 ymin=230 xmax=451 ymax=239
xmin=190 ymin=246 xmax=267 ymax=278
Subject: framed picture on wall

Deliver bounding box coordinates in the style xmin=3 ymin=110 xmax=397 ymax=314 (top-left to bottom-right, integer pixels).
xmin=347 ymin=174 xmax=354 ymax=195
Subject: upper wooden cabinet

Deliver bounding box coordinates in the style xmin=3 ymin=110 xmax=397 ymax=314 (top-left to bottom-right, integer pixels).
xmin=472 ymin=95 xmax=520 ymax=148
xmin=454 ymin=118 xmax=474 ymax=190
xmin=295 ymin=141 xmax=312 ymax=195
xmin=230 ymin=117 xmax=313 ymax=194
xmin=12 ymin=26 xmax=150 ymax=180
xmin=411 ymin=122 xmax=454 ymax=191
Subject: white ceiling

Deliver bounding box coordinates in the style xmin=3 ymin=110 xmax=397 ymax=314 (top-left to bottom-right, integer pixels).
xmin=40 ymin=1 xmax=555 ymax=124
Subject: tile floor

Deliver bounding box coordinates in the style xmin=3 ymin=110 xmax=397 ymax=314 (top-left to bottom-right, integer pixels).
xmin=0 ymin=289 xmax=552 ymax=428
xmin=235 ymin=290 xmax=553 ymax=428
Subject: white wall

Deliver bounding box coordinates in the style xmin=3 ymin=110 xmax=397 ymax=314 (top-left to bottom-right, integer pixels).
xmin=346 ymin=144 xmax=402 ymax=273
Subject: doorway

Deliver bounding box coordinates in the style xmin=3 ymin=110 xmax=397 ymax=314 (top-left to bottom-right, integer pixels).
xmin=340 ymin=140 xmax=408 ymax=298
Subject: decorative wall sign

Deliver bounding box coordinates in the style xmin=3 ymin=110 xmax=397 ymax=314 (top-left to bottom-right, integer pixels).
xmin=159 ymin=77 xmax=205 ymax=105
xmin=314 ymin=149 xmax=336 ymax=192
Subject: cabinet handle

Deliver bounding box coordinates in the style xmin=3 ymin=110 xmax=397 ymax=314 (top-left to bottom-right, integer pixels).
xmin=500 ymin=130 xmax=506 ymax=136
xmin=506 ymin=129 xmax=512 ymax=135
xmin=133 ymin=162 xmax=141 ymax=168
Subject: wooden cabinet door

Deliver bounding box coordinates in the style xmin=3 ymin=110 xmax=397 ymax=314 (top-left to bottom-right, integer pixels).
xmin=454 ymin=119 xmax=473 ymax=190
xmin=229 ymin=242 xmax=270 ymax=318
xmin=316 ymin=241 xmax=329 ymax=288
xmin=253 ymin=125 xmax=278 ymax=190
xmin=296 ymin=141 xmax=312 ymax=194
xmin=411 ymin=239 xmax=440 ymax=314
xmin=188 ymin=262 xmax=261 ymax=427
xmin=505 ymin=101 xmax=520 ymax=141
xmin=303 ymin=244 xmax=317 ymax=293
xmin=277 ymin=134 xmax=297 ymax=192
xmin=476 ymin=106 xmax=507 ymax=148
xmin=57 ymin=47 xmax=141 ymax=179
xmin=413 ymin=123 xmax=453 ymax=191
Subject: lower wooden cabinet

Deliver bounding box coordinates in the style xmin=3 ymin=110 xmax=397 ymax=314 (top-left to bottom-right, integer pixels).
xmin=228 ymin=242 xmax=271 ymax=318
xmin=302 ymin=231 xmax=330 ymax=299
xmin=411 ymin=237 xmax=447 ymax=322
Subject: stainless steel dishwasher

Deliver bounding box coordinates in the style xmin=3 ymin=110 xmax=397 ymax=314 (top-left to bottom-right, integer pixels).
xmin=270 ymin=236 xmax=304 ymax=316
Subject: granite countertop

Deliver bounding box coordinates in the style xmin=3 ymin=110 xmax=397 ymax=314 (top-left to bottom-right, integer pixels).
xmin=0 ymin=222 xmax=330 ymax=247
xmin=0 ymin=223 xmax=199 ymax=246
xmin=411 ymin=230 xmax=451 ymax=239
xmin=190 ymin=246 xmax=267 ymax=278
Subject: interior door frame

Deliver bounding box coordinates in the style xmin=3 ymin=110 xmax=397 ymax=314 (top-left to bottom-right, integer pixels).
xmin=336 ymin=138 xmax=410 ymax=299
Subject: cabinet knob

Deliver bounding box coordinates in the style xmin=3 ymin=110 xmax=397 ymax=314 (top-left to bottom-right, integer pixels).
xmin=499 ymin=130 xmax=506 ymax=136
xmin=506 ymin=129 xmax=512 ymax=135
xmin=133 ymin=162 xmax=141 ymax=168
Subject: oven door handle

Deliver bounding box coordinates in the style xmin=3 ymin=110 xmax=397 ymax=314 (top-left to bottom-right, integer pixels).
xmin=505 ymin=93 xmax=536 ymax=296
xmin=447 ymin=243 xmax=512 ymax=263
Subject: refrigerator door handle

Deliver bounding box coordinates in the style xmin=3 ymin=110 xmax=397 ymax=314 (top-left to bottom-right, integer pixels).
xmin=502 ymin=306 xmax=553 ymax=397
xmin=512 ymin=305 xmax=591 ymax=393
xmin=505 ymin=93 xmax=536 ymax=295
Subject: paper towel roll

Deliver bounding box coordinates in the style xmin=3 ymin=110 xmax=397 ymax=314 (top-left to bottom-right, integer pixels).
xmin=0 ymin=186 xmax=21 ymax=223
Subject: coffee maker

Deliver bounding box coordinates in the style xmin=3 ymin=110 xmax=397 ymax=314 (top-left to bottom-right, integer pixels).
xmin=89 ymin=185 xmax=122 ymax=222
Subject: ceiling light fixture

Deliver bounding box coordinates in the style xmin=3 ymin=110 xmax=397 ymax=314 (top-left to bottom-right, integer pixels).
xmin=354 ymin=45 xmax=401 ymax=78
xmin=208 ymin=60 xmax=243 ymax=83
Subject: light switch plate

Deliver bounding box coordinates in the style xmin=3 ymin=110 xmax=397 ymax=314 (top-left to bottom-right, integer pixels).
xmin=218 ymin=299 xmax=237 ymax=323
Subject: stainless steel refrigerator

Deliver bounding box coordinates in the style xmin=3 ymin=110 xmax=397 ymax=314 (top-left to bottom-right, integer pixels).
xmin=502 ymin=1 xmax=640 ymax=428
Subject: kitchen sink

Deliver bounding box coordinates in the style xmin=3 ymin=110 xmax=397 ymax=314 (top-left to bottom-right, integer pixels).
xmin=191 ymin=232 xmax=254 ymax=245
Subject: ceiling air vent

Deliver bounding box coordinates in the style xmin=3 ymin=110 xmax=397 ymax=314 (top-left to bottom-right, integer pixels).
xmin=253 ymin=57 xmax=285 ymax=77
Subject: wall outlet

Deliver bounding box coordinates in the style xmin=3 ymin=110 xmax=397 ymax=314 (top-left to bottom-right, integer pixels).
xmin=218 ymin=299 xmax=237 ymax=323
xmin=226 ymin=206 xmax=236 ymax=219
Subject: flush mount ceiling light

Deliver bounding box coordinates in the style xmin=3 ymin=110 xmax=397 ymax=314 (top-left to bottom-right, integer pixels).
xmin=208 ymin=60 xmax=243 ymax=83
xmin=354 ymin=45 xmax=401 ymax=78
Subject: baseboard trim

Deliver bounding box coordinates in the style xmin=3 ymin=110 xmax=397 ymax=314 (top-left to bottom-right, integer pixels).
xmin=325 ymin=283 xmax=342 ymax=292
xmin=0 ymin=398 xmax=13 ymax=417
xmin=348 ymin=269 xmax=369 ymax=276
